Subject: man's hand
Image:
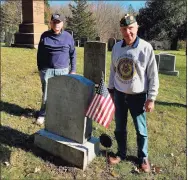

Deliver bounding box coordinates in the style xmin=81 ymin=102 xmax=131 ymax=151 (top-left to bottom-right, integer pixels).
xmin=144 ymin=99 xmax=155 ymax=112
xmin=70 ymin=72 xmax=76 ymax=74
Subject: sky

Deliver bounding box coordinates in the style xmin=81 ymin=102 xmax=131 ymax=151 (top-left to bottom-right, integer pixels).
xmin=49 ymin=1 xmax=146 ymax=10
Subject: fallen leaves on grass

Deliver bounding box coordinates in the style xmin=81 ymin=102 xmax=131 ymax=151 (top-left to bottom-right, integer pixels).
xmin=151 ymin=164 xmax=163 ymax=174
xmin=110 ymin=170 xmax=119 ymax=178
xmin=131 ymin=166 xmax=140 ymax=174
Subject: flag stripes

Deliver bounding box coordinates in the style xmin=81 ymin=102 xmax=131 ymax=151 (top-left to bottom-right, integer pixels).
xmin=86 ymin=77 xmax=115 ymax=128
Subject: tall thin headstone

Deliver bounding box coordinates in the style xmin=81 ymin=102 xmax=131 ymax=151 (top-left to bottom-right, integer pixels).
xmin=13 ymin=0 xmax=48 ymax=48
xmin=108 ymin=38 xmax=116 ymax=51
xmin=84 ymin=42 xmax=107 ymax=84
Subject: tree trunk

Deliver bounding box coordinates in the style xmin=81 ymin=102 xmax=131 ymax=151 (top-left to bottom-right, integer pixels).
xmin=171 ymin=36 xmax=178 ymax=50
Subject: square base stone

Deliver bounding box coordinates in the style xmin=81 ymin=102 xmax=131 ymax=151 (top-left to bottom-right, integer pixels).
xmin=34 ymin=129 xmax=100 ymax=170
xmin=159 ymin=70 xmax=179 ymax=76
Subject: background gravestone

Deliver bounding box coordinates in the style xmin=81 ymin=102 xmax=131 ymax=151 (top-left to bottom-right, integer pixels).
xmin=95 ymin=36 xmax=100 ymax=41
xmin=13 ymin=0 xmax=48 ymax=48
xmin=108 ymin=37 xmax=116 ymax=51
xmin=84 ymin=41 xmax=107 ymax=84
xmin=45 ymin=75 xmax=94 ymax=144
xmin=158 ymin=54 xmax=179 ymax=76
xmin=80 ymin=37 xmax=88 ymax=47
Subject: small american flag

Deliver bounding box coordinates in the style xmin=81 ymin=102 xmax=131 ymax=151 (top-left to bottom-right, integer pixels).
xmin=86 ymin=76 xmax=115 ymax=128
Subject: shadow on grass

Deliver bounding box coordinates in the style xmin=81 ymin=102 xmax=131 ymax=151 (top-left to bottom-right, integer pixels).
xmin=0 ymin=101 xmax=38 ymax=118
xmin=155 ymin=101 xmax=186 ymax=108
xmin=0 ymin=126 xmax=75 ymax=168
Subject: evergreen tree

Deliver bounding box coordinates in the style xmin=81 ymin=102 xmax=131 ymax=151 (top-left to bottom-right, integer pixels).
xmin=127 ymin=4 xmax=136 ymax=15
xmin=66 ymin=0 xmax=96 ymax=40
xmin=137 ymin=0 xmax=186 ymax=50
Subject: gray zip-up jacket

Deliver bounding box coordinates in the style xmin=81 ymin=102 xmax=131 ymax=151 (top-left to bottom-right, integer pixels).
xmin=108 ymin=37 xmax=159 ymax=100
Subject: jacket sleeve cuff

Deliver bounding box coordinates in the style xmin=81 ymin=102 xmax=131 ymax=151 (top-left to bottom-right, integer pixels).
xmin=147 ymin=94 xmax=156 ymax=101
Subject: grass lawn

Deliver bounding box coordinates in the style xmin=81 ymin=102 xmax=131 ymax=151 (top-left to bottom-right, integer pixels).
xmin=0 ymin=47 xmax=186 ymax=179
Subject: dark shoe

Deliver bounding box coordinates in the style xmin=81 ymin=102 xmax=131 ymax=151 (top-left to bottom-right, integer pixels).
xmin=108 ymin=155 xmax=121 ymax=165
xmin=140 ymin=159 xmax=151 ymax=173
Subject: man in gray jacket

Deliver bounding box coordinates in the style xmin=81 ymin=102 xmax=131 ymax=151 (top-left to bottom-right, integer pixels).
xmin=108 ymin=14 xmax=159 ymax=173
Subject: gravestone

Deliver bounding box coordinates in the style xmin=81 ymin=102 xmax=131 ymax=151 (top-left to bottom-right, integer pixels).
xmin=12 ymin=0 xmax=48 ymax=48
xmin=80 ymin=37 xmax=88 ymax=47
xmin=155 ymin=54 xmax=160 ymax=71
xmin=65 ymin=29 xmax=73 ymax=36
xmin=158 ymin=54 xmax=179 ymax=76
xmin=84 ymin=42 xmax=107 ymax=84
xmin=75 ymin=40 xmax=80 ymax=47
xmin=108 ymin=37 xmax=116 ymax=51
xmin=34 ymin=75 xmax=100 ymax=170
xmin=95 ymin=36 xmax=100 ymax=41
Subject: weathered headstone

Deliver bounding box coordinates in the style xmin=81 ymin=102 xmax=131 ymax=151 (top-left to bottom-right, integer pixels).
xmin=84 ymin=42 xmax=107 ymax=84
xmin=108 ymin=37 xmax=116 ymax=51
xmin=34 ymin=75 xmax=100 ymax=170
xmin=155 ymin=54 xmax=160 ymax=71
xmin=13 ymin=0 xmax=48 ymax=48
xmin=158 ymin=54 xmax=179 ymax=76
xmin=45 ymin=75 xmax=94 ymax=143
xmin=80 ymin=37 xmax=88 ymax=47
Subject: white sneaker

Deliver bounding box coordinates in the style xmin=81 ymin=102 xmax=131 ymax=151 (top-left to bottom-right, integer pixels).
xmin=36 ymin=116 xmax=45 ymax=125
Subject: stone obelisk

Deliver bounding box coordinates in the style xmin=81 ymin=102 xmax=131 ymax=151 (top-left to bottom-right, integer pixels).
xmin=13 ymin=0 xmax=48 ymax=48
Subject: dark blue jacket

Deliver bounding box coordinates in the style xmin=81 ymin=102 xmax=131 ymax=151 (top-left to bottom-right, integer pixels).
xmin=37 ymin=30 xmax=76 ymax=72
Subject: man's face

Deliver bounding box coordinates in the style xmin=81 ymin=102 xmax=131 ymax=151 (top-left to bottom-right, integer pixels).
xmin=50 ymin=20 xmax=63 ymax=33
xmin=120 ymin=22 xmax=138 ymax=45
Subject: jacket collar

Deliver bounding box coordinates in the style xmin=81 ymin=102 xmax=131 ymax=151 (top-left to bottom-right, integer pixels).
xmin=121 ymin=36 xmax=139 ymax=48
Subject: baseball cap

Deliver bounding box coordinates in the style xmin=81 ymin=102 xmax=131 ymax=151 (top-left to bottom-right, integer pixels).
xmin=120 ymin=14 xmax=137 ymax=27
xmin=51 ymin=13 xmax=64 ymax=22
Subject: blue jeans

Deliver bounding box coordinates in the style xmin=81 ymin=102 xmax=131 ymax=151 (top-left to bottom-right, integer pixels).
xmin=114 ymin=89 xmax=148 ymax=160
xmin=38 ymin=68 xmax=69 ymax=117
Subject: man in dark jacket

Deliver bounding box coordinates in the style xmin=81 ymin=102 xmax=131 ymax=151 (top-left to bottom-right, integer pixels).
xmin=36 ymin=13 xmax=76 ymax=125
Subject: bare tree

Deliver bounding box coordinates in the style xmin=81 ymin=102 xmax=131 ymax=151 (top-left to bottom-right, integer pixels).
xmin=1 ymin=0 xmax=22 ymax=45
xmin=89 ymin=1 xmax=125 ymax=42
